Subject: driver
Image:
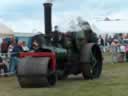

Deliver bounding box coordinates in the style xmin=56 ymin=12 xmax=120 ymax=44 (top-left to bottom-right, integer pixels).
xmin=32 ymin=40 xmax=51 ymax=52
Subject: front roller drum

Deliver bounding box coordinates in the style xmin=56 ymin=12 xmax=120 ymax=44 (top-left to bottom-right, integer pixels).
xmin=17 ymin=73 xmax=56 ymax=88
xmin=16 ymin=57 xmax=56 ymax=88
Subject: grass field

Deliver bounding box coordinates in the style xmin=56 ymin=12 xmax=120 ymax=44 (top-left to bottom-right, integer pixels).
xmin=0 ymin=52 xmax=126 ymax=96
xmin=0 ymin=63 xmax=128 ymax=96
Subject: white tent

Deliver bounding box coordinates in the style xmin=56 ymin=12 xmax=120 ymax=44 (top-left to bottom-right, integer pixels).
xmin=0 ymin=23 xmax=14 ymax=37
xmin=90 ymin=20 xmax=128 ymax=34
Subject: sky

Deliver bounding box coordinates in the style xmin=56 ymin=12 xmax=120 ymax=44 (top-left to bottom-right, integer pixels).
xmin=0 ymin=0 xmax=128 ymax=33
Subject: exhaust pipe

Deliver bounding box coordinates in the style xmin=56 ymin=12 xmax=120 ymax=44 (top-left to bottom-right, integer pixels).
xmin=43 ymin=2 xmax=52 ymax=35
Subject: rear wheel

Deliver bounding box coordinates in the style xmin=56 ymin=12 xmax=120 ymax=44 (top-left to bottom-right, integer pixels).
xmin=81 ymin=43 xmax=103 ymax=79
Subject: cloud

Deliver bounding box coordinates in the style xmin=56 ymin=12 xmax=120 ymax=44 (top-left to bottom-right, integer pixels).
xmin=110 ymin=10 xmax=128 ymax=19
xmin=0 ymin=0 xmax=128 ymax=33
xmin=0 ymin=18 xmax=44 ymax=33
xmin=0 ymin=0 xmax=45 ymax=33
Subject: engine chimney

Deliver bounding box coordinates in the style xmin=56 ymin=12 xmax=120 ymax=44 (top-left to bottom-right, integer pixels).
xmin=43 ymin=2 xmax=52 ymax=35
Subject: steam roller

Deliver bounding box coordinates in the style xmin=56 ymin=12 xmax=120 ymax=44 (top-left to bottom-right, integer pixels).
xmin=16 ymin=0 xmax=103 ymax=88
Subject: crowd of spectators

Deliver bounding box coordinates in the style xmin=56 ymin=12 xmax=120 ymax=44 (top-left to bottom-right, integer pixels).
xmin=98 ymin=34 xmax=128 ymax=64
xmin=0 ymin=36 xmax=30 ymax=76
xmin=0 ymin=33 xmax=127 ymax=76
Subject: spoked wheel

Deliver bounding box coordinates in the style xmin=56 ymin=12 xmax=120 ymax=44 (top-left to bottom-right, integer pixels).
xmin=81 ymin=43 xmax=103 ymax=79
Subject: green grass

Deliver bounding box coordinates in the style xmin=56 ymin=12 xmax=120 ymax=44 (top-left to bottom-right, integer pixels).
xmin=0 ymin=63 xmax=128 ymax=96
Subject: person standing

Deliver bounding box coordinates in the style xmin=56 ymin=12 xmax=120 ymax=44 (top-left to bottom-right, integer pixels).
xmin=111 ymin=39 xmax=120 ymax=64
xmin=119 ymin=44 xmax=125 ymax=63
xmin=125 ymin=45 xmax=128 ymax=62
xmin=1 ymin=39 xmax=8 ymax=57
xmin=9 ymin=41 xmax=23 ymax=74
xmin=98 ymin=35 xmax=104 ymax=52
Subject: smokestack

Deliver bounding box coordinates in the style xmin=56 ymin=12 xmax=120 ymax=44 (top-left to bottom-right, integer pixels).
xmin=43 ymin=2 xmax=52 ymax=35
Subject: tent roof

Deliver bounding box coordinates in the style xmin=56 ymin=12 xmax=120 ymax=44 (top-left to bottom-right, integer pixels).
xmin=0 ymin=23 xmax=14 ymax=37
xmin=90 ymin=20 xmax=128 ymax=34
